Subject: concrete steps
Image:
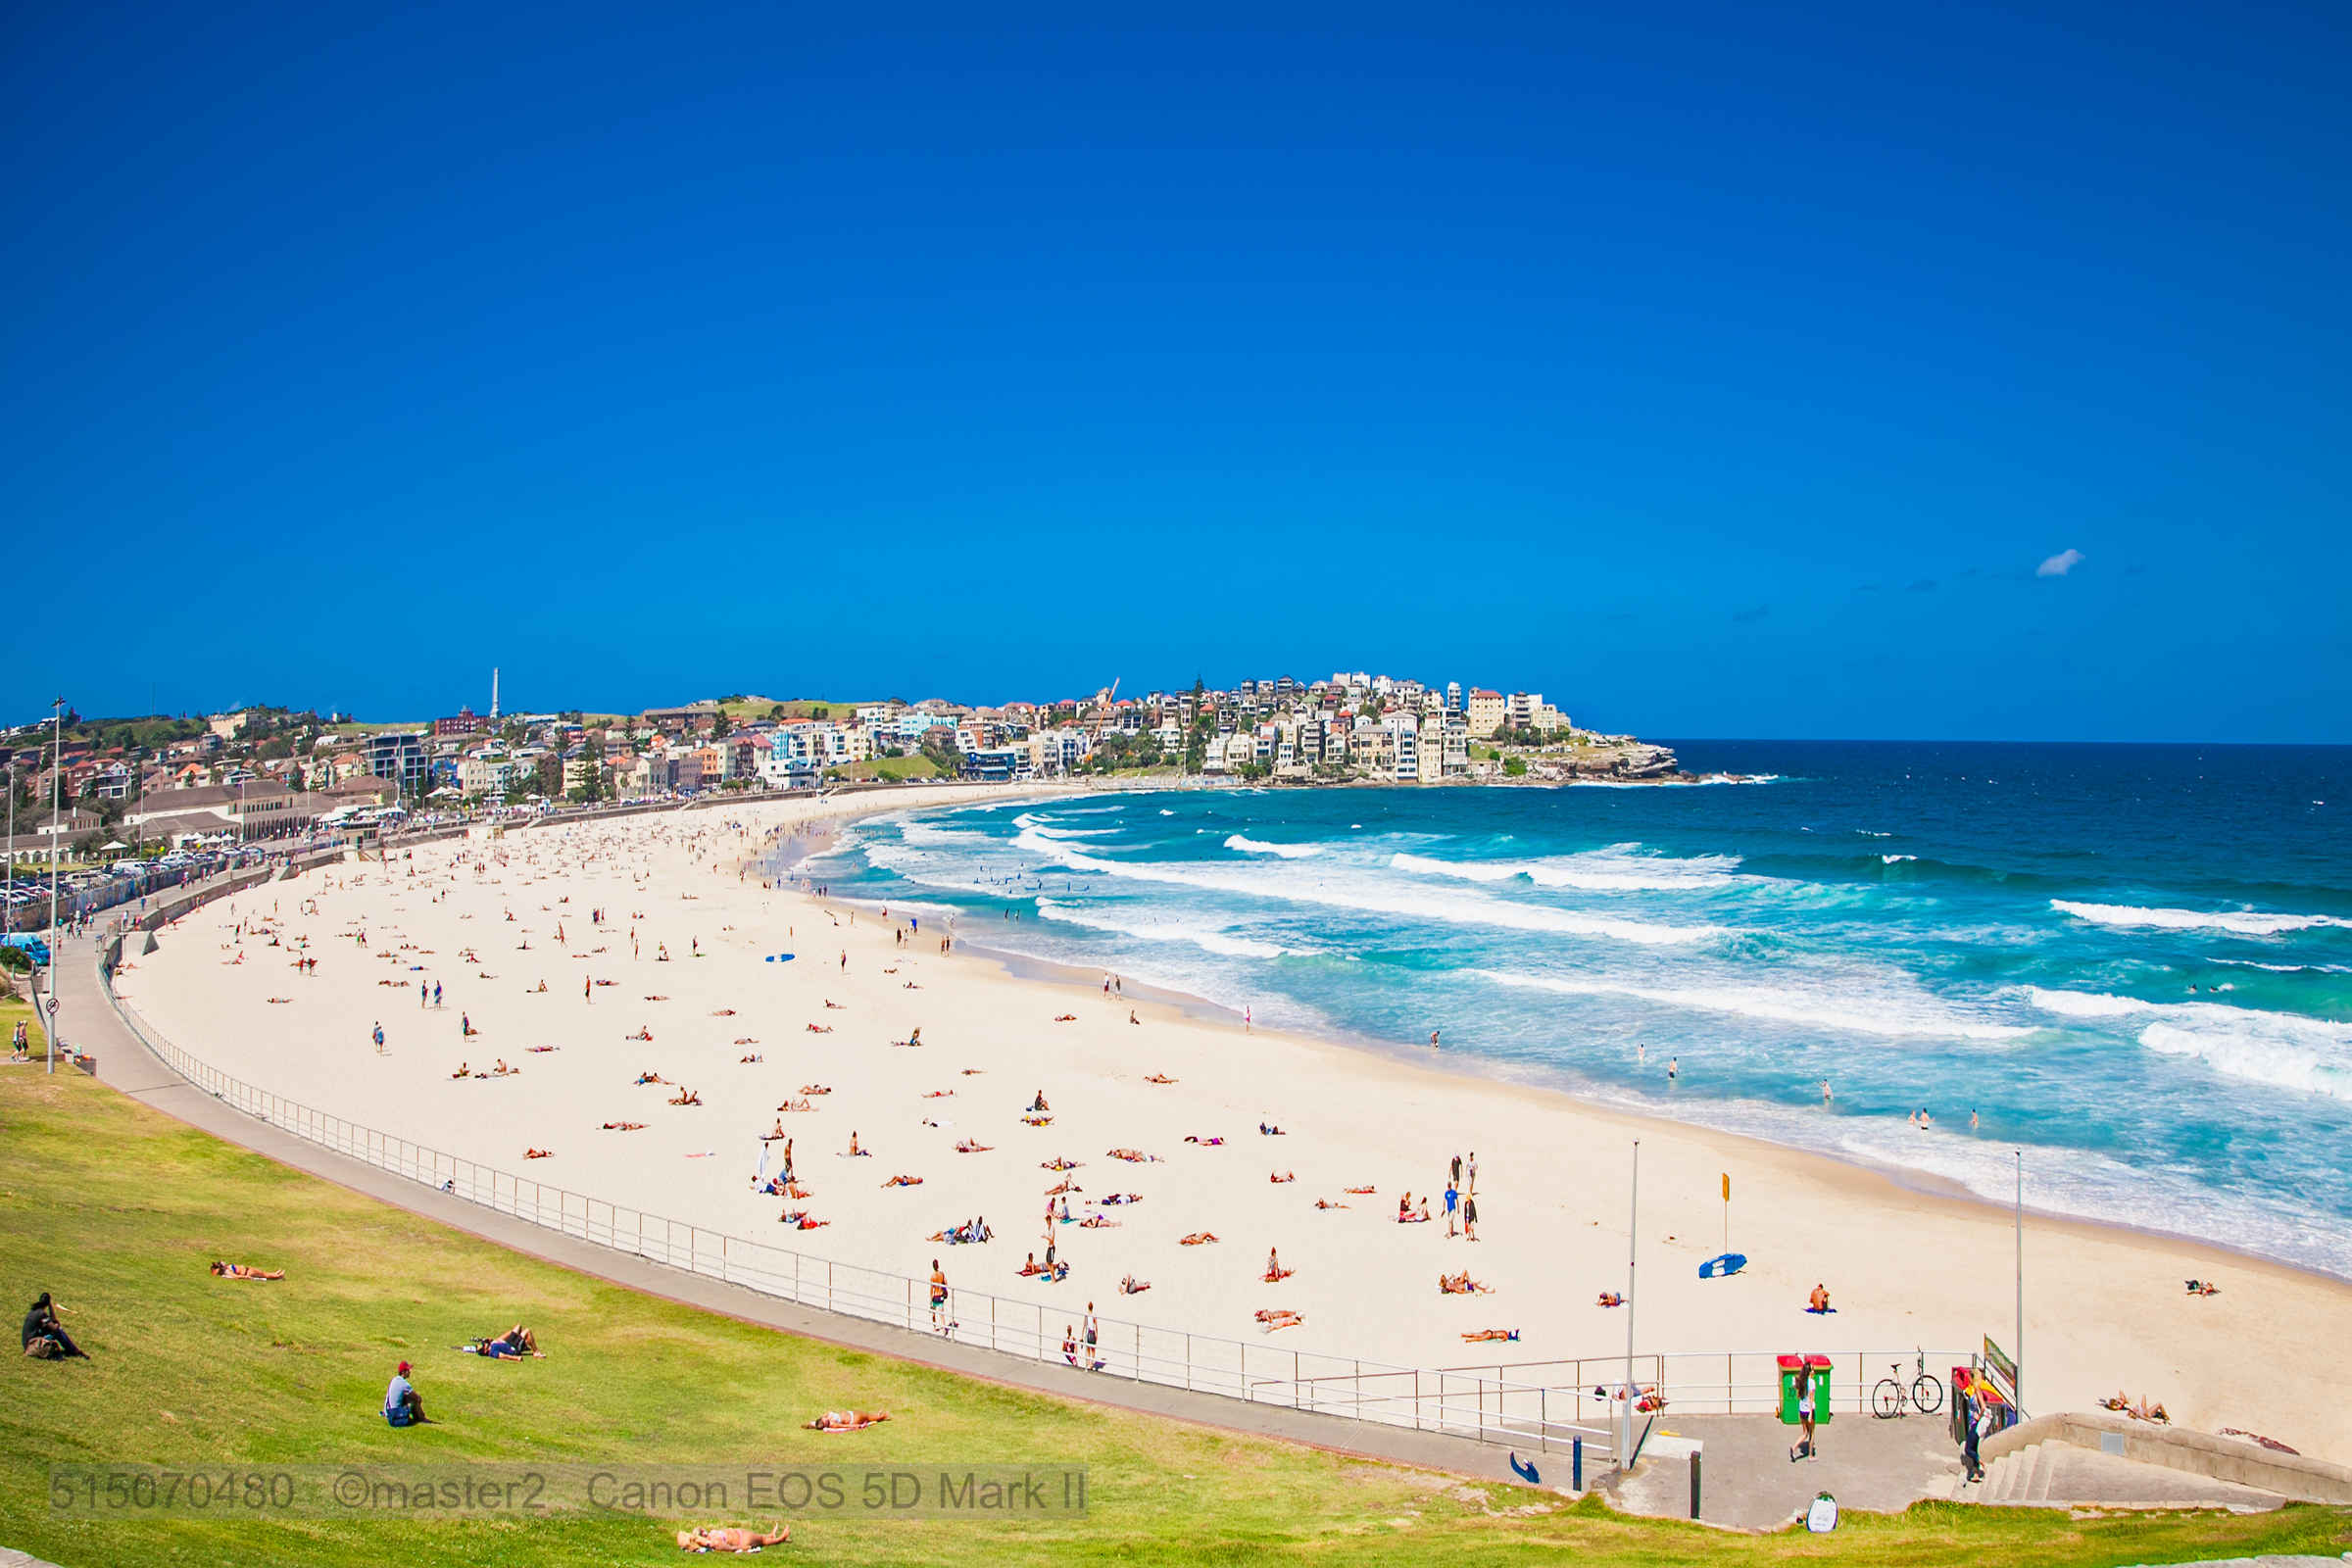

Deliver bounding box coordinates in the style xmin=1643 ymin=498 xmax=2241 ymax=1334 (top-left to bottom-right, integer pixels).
xmin=1970 ymin=1441 xmax=2283 ymax=1510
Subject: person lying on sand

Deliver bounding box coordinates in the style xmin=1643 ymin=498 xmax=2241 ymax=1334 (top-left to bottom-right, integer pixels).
xmin=2185 ymin=1278 xmax=2220 ymax=1296
xmin=1264 ymin=1250 xmax=1293 ymax=1282
xmin=1045 ymin=1179 xmax=1080 ymax=1197
xmin=603 ymin=1121 xmax=647 ymax=1132
xmin=1023 ymin=1113 xmax=1053 ymax=1126
xmin=1184 ymin=1135 xmax=1224 ymax=1147
xmin=1043 ymin=1156 xmax=1081 ymax=1171
xmin=1344 ymin=1185 xmax=1375 ymax=1196
xmin=923 ymin=1090 xmax=955 ymax=1099
xmin=527 ymin=1046 xmax=559 ymax=1054
xmin=634 ymin=1071 xmax=667 ymax=1085
xmin=667 ymin=1089 xmax=702 ymax=1106
xmin=677 ymin=1523 xmax=790 ymax=1552
xmin=1144 ymin=1073 xmax=1177 ymax=1085
xmin=955 ymin=1139 xmax=994 ymax=1153
xmin=1592 ymin=1292 xmax=1624 ymax=1307
xmin=1054 ymin=1014 xmax=1077 ymax=1023
xmin=210 ymin=1262 xmax=285 ymax=1280
xmin=1099 ymin=1193 xmax=1141 ymax=1204
xmin=1461 ymin=1329 xmax=1521 ymax=1344
xmin=1078 ymin=1214 xmax=1119 ymax=1229
xmin=710 ymin=1008 xmax=736 ymax=1016
xmin=824 ymin=1000 xmax=844 ymax=1009
xmin=1270 ymin=1171 xmax=1295 ymax=1184
xmin=777 ymin=1211 xmax=828 ymax=1229
xmin=1180 ymin=1232 xmax=1218 ymax=1246
xmin=800 ymin=1085 xmax=832 ymax=1096
xmin=1259 ymin=1123 xmax=1286 ymax=1136
xmin=805 ymin=1410 xmax=888 ymax=1432
xmin=1439 ymin=1272 xmax=1492 ymax=1296
xmin=524 ymin=1149 xmax=553 ymax=1159
xmin=806 ymin=1023 xmax=834 ymax=1034
xmin=1255 ymin=1309 xmax=1302 ymax=1331
xmin=1107 ymin=1149 xmax=1158 ymax=1163
xmin=883 ymin=1175 xmax=923 ymax=1188
xmin=627 ymin=1028 xmax=655 ymax=1043
xmin=1314 ymin=1199 xmax=1348 ymax=1209
xmin=1120 ymin=1274 xmax=1150 ymax=1295
xmin=739 ymin=1054 xmax=762 ymax=1063
xmin=450 ymin=1063 xmax=470 ymax=1079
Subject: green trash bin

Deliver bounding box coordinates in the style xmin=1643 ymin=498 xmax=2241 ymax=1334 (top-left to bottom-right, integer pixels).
xmin=1778 ymin=1354 xmax=1834 ymax=1424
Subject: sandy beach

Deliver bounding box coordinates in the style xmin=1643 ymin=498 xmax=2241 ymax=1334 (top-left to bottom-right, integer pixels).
xmin=115 ymin=788 xmax=2352 ymax=1462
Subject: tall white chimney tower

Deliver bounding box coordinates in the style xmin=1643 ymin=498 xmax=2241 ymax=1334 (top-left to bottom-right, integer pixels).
xmin=491 ymin=667 xmax=500 ymax=720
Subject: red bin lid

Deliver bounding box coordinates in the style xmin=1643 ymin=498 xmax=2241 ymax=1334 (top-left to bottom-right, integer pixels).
xmin=1777 ymin=1354 xmax=1805 ymax=1370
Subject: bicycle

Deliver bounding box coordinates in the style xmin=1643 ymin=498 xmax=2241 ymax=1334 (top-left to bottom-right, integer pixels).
xmin=1872 ymin=1349 xmax=1944 ymax=1419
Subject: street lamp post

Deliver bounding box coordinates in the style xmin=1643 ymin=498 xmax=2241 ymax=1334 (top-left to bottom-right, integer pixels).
xmin=1624 ymin=1138 xmax=1640 ymax=1465
xmin=46 ymin=697 xmax=64 ymax=1074
xmin=2014 ymin=1151 xmax=2025 ymax=1413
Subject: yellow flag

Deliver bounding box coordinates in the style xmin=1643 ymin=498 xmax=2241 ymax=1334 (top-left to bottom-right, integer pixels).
xmin=1721 ymin=1173 xmax=1731 ymax=1201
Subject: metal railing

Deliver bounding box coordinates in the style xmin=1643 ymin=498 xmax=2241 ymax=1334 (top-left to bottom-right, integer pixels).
xmin=1433 ymin=1349 xmax=1976 ymax=1421
xmin=96 ymin=906 xmax=1613 ymax=1463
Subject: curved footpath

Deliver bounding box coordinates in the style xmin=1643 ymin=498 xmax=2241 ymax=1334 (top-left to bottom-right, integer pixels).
xmin=57 ymin=886 xmax=1532 ymax=1491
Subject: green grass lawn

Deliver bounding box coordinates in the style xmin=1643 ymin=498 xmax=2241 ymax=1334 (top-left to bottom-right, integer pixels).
xmin=2 ymin=1068 xmax=2344 ymax=1567
xmin=0 ymin=993 xmax=44 ymax=1055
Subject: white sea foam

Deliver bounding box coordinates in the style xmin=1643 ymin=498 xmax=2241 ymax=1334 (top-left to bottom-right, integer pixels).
xmin=1009 ymin=828 xmax=1720 ymax=946
xmin=1033 ymin=899 xmax=1304 ymax=958
xmin=1224 ymin=834 xmax=1326 ymax=859
xmin=2026 ymin=989 xmax=2352 ymax=1100
xmin=2051 ymin=900 xmax=2352 ymax=937
xmin=1882 ymin=854 xmax=1918 ymax=863
xmin=1389 ymin=848 xmax=1739 ymax=892
xmin=1470 ymin=967 xmax=2028 ymax=1041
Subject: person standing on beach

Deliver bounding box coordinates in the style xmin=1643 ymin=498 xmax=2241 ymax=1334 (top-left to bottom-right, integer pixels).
xmin=1450 ymin=1153 xmax=1461 ymax=1188
xmin=1445 ymin=1179 xmax=1459 ymax=1237
xmin=372 ymin=1022 xmax=384 ymax=1054
xmin=1429 ymin=1029 xmax=1441 ymax=1050
xmin=1463 ymin=1193 xmax=1478 ymax=1241
xmin=929 ymin=1260 xmax=948 ymax=1332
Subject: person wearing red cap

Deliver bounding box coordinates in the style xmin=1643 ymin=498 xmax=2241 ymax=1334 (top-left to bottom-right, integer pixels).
xmin=384 ymin=1360 xmax=427 ymax=1426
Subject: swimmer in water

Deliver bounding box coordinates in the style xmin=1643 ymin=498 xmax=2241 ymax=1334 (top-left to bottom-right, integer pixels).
xmin=1666 ymin=1056 xmax=1678 ymax=1083
xmin=1969 ymin=1107 xmax=1980 ymax=1132
xmin=1822 ymin=1078 xmax=1834 ymax=1104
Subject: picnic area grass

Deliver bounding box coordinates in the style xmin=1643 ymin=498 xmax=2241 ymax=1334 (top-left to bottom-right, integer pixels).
xmin=1 ymin=1064 xmax=2345 ymax=1566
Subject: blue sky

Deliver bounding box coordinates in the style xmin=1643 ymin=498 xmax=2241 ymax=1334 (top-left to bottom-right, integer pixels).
xmin=4 ymin=3 xmax=2346 ymax=740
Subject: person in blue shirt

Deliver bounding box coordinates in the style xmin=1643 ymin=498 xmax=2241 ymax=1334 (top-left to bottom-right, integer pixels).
xmin=383 ymin=1360 xmax=427 ymax=1426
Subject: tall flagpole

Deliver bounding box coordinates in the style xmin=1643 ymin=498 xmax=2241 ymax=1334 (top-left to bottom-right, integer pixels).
xmin=2014 ymin=1151 xmax=2024 ymax=1412
xmin=46 ymin=697 xmax=64 ymax=1074
xmin=1624 ymin=1138 xmax=1640 ymax=1463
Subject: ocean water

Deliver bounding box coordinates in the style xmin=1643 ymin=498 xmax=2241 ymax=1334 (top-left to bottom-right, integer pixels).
xmin=798 ymin=743 xmax=2352 ymax=1278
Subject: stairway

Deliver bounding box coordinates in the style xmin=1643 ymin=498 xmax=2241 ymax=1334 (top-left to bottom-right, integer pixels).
xmin=1969 ymin=1442 xmax=2283 ymax=1509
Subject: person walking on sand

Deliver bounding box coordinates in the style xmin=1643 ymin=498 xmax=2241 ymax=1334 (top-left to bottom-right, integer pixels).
xmin=1466 ymin=1152 xmax=1478 ymax=1194
xmin=1462 ymin=1193 xmax=1479 ymax=1241
xmin=930 ymin=1260 xmax=949 ymax=1331
xmin=1450 ymin=1152 xmax=1461 ymax=1188
xmin=1445 ymin=1179 xmax=1459 ymax=1237
xmin=372 ymin=1022 xmax=385 ymax=1054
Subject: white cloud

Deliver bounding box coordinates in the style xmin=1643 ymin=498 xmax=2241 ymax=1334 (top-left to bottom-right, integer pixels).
xmin=2036 ymin=548 xmax=2084 ymax=578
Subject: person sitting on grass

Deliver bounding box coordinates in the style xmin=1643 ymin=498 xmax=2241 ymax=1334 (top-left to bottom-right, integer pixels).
xmin=383 ymin=1360 xmax=427 ymax=1425
xmin=677 ymin=1523 xmax=790 ymax=1552
xmin=21 ymin=1292 xmax=86 ymax=1359
xmin=210 ymin=1261 xmax=285 ymax=1281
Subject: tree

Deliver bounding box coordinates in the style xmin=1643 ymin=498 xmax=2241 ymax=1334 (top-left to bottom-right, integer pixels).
xmin=711 ymin=710 xmax=733 ymax=740
xmin=1503 ymin=756 xmax=1528 ymax=777
xmin=918 ymin=729 xmax=961 ymax=776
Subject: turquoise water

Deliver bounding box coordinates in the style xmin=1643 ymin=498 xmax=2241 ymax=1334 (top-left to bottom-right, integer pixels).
xmin=803 ymin=743 xmax=2352 ymax=1277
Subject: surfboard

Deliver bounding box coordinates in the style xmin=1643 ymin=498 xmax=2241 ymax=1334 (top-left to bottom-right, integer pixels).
xmin=1698 ymin=1251 xmax=1746 ymax=1279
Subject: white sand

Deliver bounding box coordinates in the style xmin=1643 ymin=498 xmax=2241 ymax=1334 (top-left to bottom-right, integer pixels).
xmin=118 ymin=789 xmax=2352 ymax=1461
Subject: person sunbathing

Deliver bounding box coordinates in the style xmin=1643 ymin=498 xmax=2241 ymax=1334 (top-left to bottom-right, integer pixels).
xmin=667 ymin=1088 xmax=702 ymax=1105
xmin=1108 ymin=1149 xmax=1158 ymax=1163
xmin=922 ymin=1090 xmax=955 ymax=1099
xmin=472 ymin=1325 xmax=541 ymax=1358
xmin=450 ymin=1063 xmax=470 ymax=1079
xmin=1144 ymin=1073 xmax=1176 ymax=1085
xmin=627 ymin=1028 xmax=654 ymax=1042
xmin=1270 ymin=1171 xmax=1296 ymax=1184
xmin=955 ymin=1139 xmax=994 ymax=1153
xmin=603 ymin=1121 xmax=647 ymax=1131
xmin=777 ymin=1211 xmax=828 ymax=1229
xmin=1043 ymin=1157 xmax=1081 ymax=1171
xmin=1184 ymin=1135 xmax=1224 ymax=1146
xmin=806 ymin=1023 xmax=834 ymax=1034
xmin=677 ymin=1523 xmax=790 ymax=1552
xmin=1255 ymin=1308 xmax=1303 ymax=1331
xmin=1438 ymin=1272 xmax=1490 ymax=1295
xmin=210 ymin=1261 xmax=285 ymax=1280
xmin=1596 ymin=1292 xmax=1625 ymax=1307
xmin=492 ymin=1059 xmax=515 ymax=1075
xmin=634 ymin=1072 xmax=667 ymax=1085
xmin=1259 ymin=1122 xmax=1287 ymax=1136
xmin=1264 ymin=1250 xmax=1293 ymax=1282
xmin=1045 ymin=1179 xmax=1080 ymax=1196
xmin=1078 ymin=1214 xmax=1119 ymax=1229
xmin=643 ymin=995 xmax=670 ymax=1003
xmin=1019 ymin=1253 xmax=1046 ymax=1275
xmin=1054 ymin=1013 xmax=1077 ymax=1023
xmin=1397 ymin=1202 xmax=1431 ymax=1224
xmin=1180 ymin=1232 xmax=1218 ymax=1246
xmin=2185 ymin=1278 xmax=2220 ymax=1296
xmin=847 ymin=1132 xmax=867 ymax=1155
xmin=1022 ymin=1113 xmax=1054 ymax=1126
xmin=884 ymin=1174 xmax=923 ymax=1188
xmin=804 ymin=1409 xmax=889 ymax=1432
xmin=1808 ymin=1283 xmax=1833 ymax=1313
xmin=1120 ymin=1274 xmax=1150 ymax=1295
xmin=1461 ymin=1329 xmax=1521 ymax=1344
xmin=524 ymin=1148 xmax=553 ymax=1159
xmin=824 ymin=1000 xmax=844 ymax=1009
xmin=1344 ymin=1185 xmax=1375 ymax=1195
xmin=1314 ymin=1199 xmax=1348 ymax=1209
xmin=710 ymin=1008 xmax=736 ymax=1017
xmin=1028 ymin=1092 xmax=1051 ymax=1112
xmin=1100 ymin=1193 xmax=1141 ymax=1204
xmin=800 ymin=1085 xmax=832 ymax=1096
xmin=739 ymin=1054 xmax=762 ymax=1064
xmin=528 ymin=1046 xmax=559 ymax=1054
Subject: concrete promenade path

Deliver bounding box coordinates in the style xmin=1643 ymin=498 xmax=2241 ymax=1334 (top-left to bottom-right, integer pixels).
xmin=57 ymin=915 xmax=1544 ymax=1494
